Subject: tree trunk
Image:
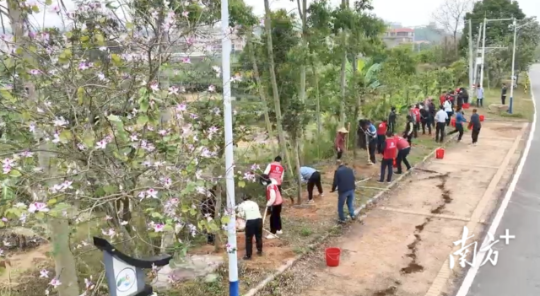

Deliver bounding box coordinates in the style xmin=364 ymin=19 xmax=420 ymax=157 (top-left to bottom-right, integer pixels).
xmin=295 ymin=0 xmax=307 ymax=204
xmin=7 ymin=2 xmax=80 ymax=295
xmin=293 ymin=137 xmax=302 ymax=205
xmin=351 ymin=56 xmax=359 ymax=158
xmin=246 ymin=33 xmax=276 ymax=155
xmin=264 ymin=0 xmax=294 ymax=203
xmin=311 ymin=63 xmax=322 ymax=159
xmin=339 ymin=36 xmax=347 ymax=127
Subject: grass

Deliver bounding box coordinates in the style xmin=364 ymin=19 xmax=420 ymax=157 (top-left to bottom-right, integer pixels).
xmin=477 ymin=87 xmax=534 ymax=121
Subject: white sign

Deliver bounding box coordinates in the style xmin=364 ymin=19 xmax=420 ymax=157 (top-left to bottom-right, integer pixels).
xmin=476 ymin=57 xmax=483 ymax=65
xmin=113 ymin=258 xmax=138 ymax=296
xmin=449 ymin=226 xmax=515 ymax=269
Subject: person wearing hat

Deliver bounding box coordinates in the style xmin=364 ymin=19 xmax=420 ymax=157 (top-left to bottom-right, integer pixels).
xmin=388 ymin=106 xmax=397 ymax=134
xmin=236 ymin=194 xmax=263 ymax=260
xmin=335 ymin=127 xmax=348 ymax=160
xmin=260 ymin=174 xmax=283 ymax=239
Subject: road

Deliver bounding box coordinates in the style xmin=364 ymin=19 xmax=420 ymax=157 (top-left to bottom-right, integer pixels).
xmin=463 ymin=64 xmax=540 ymax=296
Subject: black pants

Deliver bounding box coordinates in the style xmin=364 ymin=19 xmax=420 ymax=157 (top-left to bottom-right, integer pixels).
xmin=337 ymin=149 xmax=343 ymax=159
xmin=368 ymin=140 xmax=376 ymax=163
xmin=245 ymin=218 xmax=262 ymax=258
xmin=448 ymin=124 xmax=464 ymax=141
xmin=421 ymin=118 xmax=432 ymax=134
xmin=435 ymin=122 xmax=445 ymax=142
xmin=457 ymin=100 xmax=463 ymax=110
xmin=388 ymin=121 xmax=396 ymax=134
xmin=380 ymin=158 xmax=393 ymax=182
xmin=307 ymin=172 xmax=323 ymax=200
xmin=405 ymin=133 xmax=412 ymax=145
xmin=446 ymin=111 xmax=453 ymax=126
xmin=269 ymin=204 xmax=282 ymax=234
xmin=376 ymin=135 xmax=385 ymax=154
xmin=472 ymin=127 xmax=481 ymax=143
xmin=476 ymin=98 xmax=483 ymax=107
xmin=396 ymin=147 xmax=411 ymax=174
xmin=413 ymin=122 xmax=419 ymax=138
xmin=501 ymin=95 xmax=506 ymax=105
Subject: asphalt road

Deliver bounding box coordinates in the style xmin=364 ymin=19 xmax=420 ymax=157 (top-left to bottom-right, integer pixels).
xmin=466 ymin=64 xmax=540 ymax=296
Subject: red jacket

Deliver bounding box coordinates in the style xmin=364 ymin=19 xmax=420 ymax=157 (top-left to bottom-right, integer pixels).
xmin=335 ymin=133 xmax=345 ymax=150
xmin=377 ymin=122 xmax=387 ymax=135
xmin=412 ymin=108 xmax=420 ymax=122
xmin=396 ymin=136 xmax=410 ymax=150
xmin=382 ymin=137 xmax=397 ymax=159
xmin=439 ymin=95 xmax=445 ymax=106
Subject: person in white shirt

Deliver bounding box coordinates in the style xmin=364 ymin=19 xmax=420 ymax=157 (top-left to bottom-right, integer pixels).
xmin=236 ymin=195 xmax=263 ymax=260
xmin=435 ymin=105 xmax=449 ymax=143
xmin=443 ymin=99 xmax=453 ymax=126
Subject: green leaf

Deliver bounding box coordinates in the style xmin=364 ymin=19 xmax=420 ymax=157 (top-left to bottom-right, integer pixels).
xmin=221 ymin=215 xmax=230 ymax=225
xmin=113 ymin=151 xmax=128 ymax=162
xmin=107 ymin=114 xmax=121 ymax=122
xmin=45 ymin=0 xmax=52 ymax=4
xmin=163 ymin=225 xmax=174 ymax=232
xmin=181 ymin=204 xmax=190 ymax=213
xmin=8 ymin=170 xmax=21 ymax=178
xmin=137 ymin=115 xmax=149 ymax=126
xmin=151 ymin=212 xmax=163 ymax=219
xmin=111 ymin=54 xmax=122 ymax=66
xmin=82 ymin=134 xmax=95 ymax=148
xmin=238 ymin=181 xmax=246 ymax=188
xmin=0 ymin=221 xmax=5 ymax=228
xmin=0 ymin=90 xmax=14 ymax=103
xmin=59 ymin=130 xmax=72 ymax=143
xmin=48 ymin=199 xmax=57 ymax=206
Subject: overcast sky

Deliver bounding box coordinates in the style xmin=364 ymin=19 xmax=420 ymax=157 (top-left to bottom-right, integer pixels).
xmin=15 ymin=0 xmax=540 ymax=30
xmin=248 ymin=0 xmax=540 ymax=27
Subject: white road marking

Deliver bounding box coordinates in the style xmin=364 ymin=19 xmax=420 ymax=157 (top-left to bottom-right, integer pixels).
xmin=455 ymin=70 xmax=538 ymax=296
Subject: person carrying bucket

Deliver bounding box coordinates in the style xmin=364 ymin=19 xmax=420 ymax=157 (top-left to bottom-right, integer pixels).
xmin=236 ymin=194 xmax=263 ymax=260
xmin=264 ymin=156 xmax=284 ymax=195
xmin=448 ymin=108 xmax=467 ymax=142
xmin=330 ymin=160 xmax=356 ymax=224
xmin=395 ymin=134 xmax=411 ymax=174
xmin=260 ymin=174 xmax=283 ymax=239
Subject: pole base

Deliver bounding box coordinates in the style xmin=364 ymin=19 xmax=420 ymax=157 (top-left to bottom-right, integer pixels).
xmin=230 ymin=280 xmax=240 ymax=296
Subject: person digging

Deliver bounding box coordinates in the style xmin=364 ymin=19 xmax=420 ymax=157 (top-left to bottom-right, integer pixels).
xmin=260 ymin=174 xmax=283 ymax=239
xmin=300 ymin=166 xmax=323 ymax=204
xmin=236 ymin=194 xmax=263 ymax=260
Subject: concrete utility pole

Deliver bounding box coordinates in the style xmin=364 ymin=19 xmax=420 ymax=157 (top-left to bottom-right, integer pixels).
xmin=473 ymin=24 xmax=482 ymax=86
xmin=509 ymin=17 xmax=517 ymax=114
xmin=479 ymin=18 xmax=487 ymax=89
xmin=221 ymin=0 xmax=239 ymax=294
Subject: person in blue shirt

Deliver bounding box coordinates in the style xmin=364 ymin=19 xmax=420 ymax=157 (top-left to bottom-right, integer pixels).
xmin=300 ymin=166 xmax=323 ymax=204
xmin=448 ymin=108 xmax=467 ymax=142
xmin=365 ymin=121 xmax=377 ymax=164
xmin=331 ymin=161 xmax=356 ymax=224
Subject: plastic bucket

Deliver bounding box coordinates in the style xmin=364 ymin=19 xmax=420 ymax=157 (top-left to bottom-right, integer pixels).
xmin=479 ymin=114 xmax=485 ymax=122
xmin=436 ymin=148 xmax=445 ymax=159
xmin=450 ymin=117 xmax=456 ymax=127
xmin=325 ymin=247 xmax=341 ymax=267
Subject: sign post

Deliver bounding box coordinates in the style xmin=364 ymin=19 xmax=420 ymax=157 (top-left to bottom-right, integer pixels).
xmin=93 ymin=237 xmax=173 ymax=296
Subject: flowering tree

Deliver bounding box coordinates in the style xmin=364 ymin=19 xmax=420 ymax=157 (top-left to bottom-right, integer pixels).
xmin=0 ymin=0 xmax=258 ymax=294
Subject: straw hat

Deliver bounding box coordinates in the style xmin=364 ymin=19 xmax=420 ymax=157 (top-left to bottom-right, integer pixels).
xmin=337 ymin=127 xmax=349 ymax=133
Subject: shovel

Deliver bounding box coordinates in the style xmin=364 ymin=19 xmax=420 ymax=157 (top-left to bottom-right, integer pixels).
xmin=262 ymin=206 xmax=277 ymax=237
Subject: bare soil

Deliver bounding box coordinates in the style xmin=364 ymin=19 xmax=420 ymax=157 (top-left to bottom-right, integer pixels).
xmin=257 ymin=121 xmax=527 ymax=296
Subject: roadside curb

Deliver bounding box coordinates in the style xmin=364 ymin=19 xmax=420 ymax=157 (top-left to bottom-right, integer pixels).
xmin=242 ymin=133 xmax=458 ymax=296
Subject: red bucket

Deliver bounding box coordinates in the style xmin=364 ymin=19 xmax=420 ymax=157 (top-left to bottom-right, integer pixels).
xmin=450 ymin=117 xmax=456 ymax=127
xmin=393 ymin=158 xmax=397 ymax=168
xmin=436 ymin=148 xmax=445 ymax=159
xmin=463 ymin=103 xmax=470 ymax=109
xmin=325 ymin=247 xmax=341 ymax=267
xmin=479 ymin=114 xmax=485 ymax=122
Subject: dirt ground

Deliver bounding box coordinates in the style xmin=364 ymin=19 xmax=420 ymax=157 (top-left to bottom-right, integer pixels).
xmin=259 ymin=121 xmax=528 ymax=296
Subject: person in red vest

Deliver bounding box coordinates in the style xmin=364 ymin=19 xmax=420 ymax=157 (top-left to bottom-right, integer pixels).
xmin=412 ymin=104 xmax=421 ymax=138
xmin=379 ymin=131 xmax=397 ymax=183
xmin=376 ymin=120 xmax=387 ymax=154
xmin=264 ymin=156 xmax=284 ymax=195
xmin=439 ymin=92 xmax=446 ymax=107
xmin=395 ymin=135 xmax=411 ymax=174
xmin=260 ymin=174 xmax=283 ymax=239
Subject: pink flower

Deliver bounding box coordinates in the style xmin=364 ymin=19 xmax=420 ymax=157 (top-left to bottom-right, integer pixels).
xmin=40 ymin=269 xmax=49 ymax=278
xmin=182 ymin=11 xmax=189 ymax=17
xmin=146 ymin=188 xmax=158 ymax=199
xmin=150 ymin=82 xmax=159 ymax=92
xmin=28 ymin=69 xmax=41 ymax=75
xmin=28 ymin=202 xmax=49 ymax=213
xmin=96 ymin=140 xmax=107 ymax=149
xmin=176 ymin=103 xmax=187 ymax=112
xmin=208 ymin=85 xmax=216 ymax=92
xmin=153 ymin=223 xmax=164 ymax=232
xmin=168 ymin=86 xmax=179 ymax=95
xmin=182 ymin=57 xmax=191 ymax=64
xmin=49 ymin=278 xmax=62 ymax=288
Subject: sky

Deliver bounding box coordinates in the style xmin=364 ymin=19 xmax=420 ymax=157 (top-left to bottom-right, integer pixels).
xmin=248 ymin=0 xmax=540 ymax=27
xmin=11 ymin=0 xmax=540 ymax=30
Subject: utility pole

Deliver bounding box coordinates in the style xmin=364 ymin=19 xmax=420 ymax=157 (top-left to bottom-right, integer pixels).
xmin=468 ymin=19 xmax=474 ymax=89
xmin=473 ymin=24 xmax=482 ymax=86
xmin=221 ymin=0 xmax=239 ymax=294
xmin=509 ymin=17 xmax=517 ymax=114
xmin=479 ymin=18 xmax=487 ymax=89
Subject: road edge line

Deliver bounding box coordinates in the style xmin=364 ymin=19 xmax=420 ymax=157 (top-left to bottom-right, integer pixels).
xmin=454 ymin=70 xmax=537 ymax=296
